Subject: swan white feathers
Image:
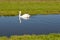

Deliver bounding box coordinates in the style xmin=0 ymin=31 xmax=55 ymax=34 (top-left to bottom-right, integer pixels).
xmin=19 ymin=11 xmax=30 ymax=19
xmin=19 ymin=11 xmax=30 ymax=23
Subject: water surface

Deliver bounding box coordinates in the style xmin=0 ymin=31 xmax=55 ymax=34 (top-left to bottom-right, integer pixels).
xmin=0 ymin=15 xmax=60 ymax=36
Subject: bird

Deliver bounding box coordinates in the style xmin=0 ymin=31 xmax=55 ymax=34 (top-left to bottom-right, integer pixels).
xmin=19 ymin=11 xmax=30 ymax=23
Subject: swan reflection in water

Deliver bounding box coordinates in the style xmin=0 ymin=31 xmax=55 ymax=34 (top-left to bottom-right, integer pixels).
xmin=19 ymin=11 xmax=30 ymax=23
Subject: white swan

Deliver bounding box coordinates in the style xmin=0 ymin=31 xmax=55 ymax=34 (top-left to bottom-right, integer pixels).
xmin=19 ymin=11 xmax=30 ymax=23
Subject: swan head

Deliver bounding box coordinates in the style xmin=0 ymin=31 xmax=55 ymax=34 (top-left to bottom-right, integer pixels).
xmin=19 ymin=11 xmax=21 ymax=14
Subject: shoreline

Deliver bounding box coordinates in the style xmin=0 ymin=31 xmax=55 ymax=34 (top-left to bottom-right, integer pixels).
xmin=0 ymin=10 xmax=60 ymax=16
xmin=0 ymin=33 xmax=60 ymax=40
xmin=0 ymin=1 xmax=60 ymax=16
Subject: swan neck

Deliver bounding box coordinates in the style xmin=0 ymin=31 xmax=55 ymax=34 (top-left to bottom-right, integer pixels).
xmin=19 ymin=11 xmax=21 ymax=16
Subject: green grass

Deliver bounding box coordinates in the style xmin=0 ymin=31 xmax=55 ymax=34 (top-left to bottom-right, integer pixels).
xmin=0 ymin=1 xmax=60 ymax=16
xmin=0 ymin=33 xmax=60 ymax=40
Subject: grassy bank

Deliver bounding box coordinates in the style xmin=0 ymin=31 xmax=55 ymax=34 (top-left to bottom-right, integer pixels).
xmin=0 ymin=1 xmax=60 ymax=16
xmin=0 ymin=33 xmax=60 ymax=40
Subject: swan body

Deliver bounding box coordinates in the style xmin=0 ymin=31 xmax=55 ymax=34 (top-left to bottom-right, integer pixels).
xmin=21 ymin=14 xmax=30 ymax=18
xmin=19 ymin=11 xmax=30 ymax=19
xmin=19 ymin=11 xmax=30 ymax=23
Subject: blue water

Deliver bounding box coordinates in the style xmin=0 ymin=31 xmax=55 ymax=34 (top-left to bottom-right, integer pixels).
xmin=0 ymin=15 xmax=60 ymax=36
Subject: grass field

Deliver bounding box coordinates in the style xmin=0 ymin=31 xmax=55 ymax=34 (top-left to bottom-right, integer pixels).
xmin=0 ymin=33 xmax=60 ymax=40
xmin=0 ymin=0 xmax=60 ymax=16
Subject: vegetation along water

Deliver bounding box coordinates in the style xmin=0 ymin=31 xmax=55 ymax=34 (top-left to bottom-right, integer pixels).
xmin=0 ymin=0 xmax=60 ymax=16
xmin=0 ymin=33 xmax=60 ymax=40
